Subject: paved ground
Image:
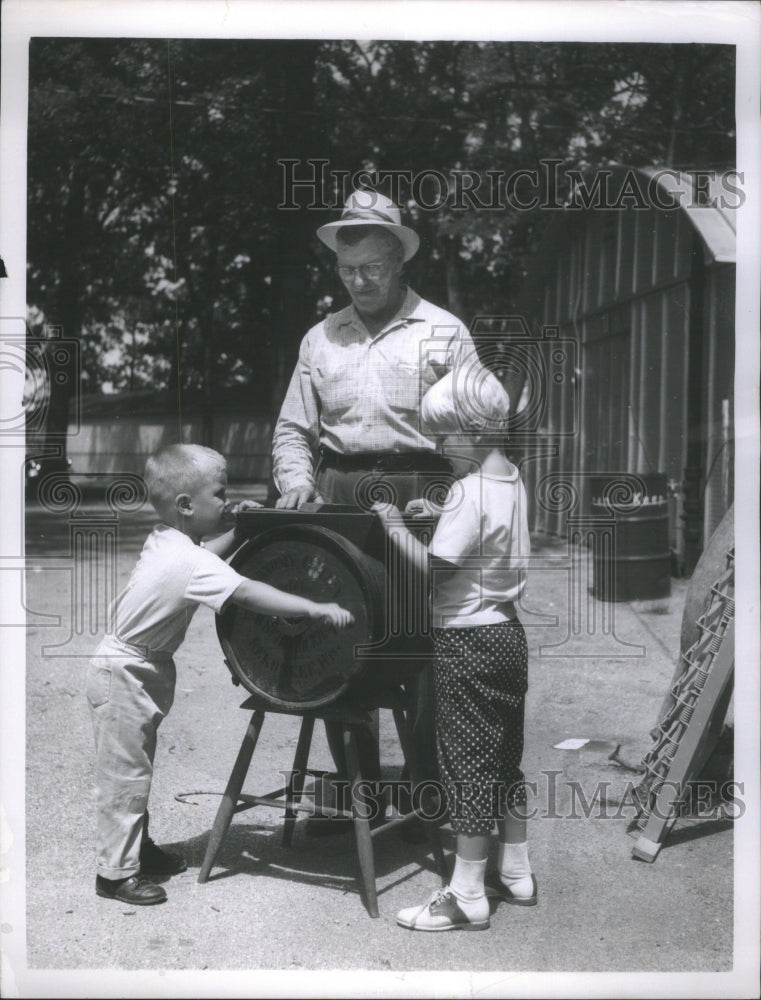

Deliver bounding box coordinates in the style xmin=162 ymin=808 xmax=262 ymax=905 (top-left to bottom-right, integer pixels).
xmin=3 ymin=483 xmax=755 ymax=998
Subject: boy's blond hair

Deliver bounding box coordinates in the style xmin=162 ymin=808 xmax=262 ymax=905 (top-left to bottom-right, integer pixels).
xmin=144 ymin=444 xmax=226 ymax=513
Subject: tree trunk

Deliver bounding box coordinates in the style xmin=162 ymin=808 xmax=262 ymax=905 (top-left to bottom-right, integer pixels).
xmin=265 ymin=42 xmax=324 ymax=419
xmin=666 ymin=45 xmax=690 ymax=167
xmin=36 ymin=162 xmax=86 ymax=485
xmin=166 ymin=313 xmax=188 ymax=442
xmin=443 ymin=238 xmax=466 ymax=321
xmin=199 ymin=232 xmax=219 ymax=448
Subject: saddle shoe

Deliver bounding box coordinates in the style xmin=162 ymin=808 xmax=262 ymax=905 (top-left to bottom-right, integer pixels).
xmin=396 ymin=887 xmax=490 ymax=932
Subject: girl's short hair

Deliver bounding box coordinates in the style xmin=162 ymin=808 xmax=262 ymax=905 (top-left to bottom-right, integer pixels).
xmin=421 ymin=359 xmax=511 ymax=437
xmin=144 ymin=444 xmax=225 ymax=510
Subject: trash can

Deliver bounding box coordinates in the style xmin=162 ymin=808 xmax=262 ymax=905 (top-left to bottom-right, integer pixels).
xmin=590 ymin=473 xmax=671 ymax=602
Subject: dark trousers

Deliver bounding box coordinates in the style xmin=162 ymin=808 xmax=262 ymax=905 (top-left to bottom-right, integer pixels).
xmin=315 ymin=457 xmax=453 ymax=785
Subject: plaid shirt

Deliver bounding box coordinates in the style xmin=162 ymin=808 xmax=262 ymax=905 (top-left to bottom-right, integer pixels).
xmin=272 ymin=287 xmax=476 ymax=494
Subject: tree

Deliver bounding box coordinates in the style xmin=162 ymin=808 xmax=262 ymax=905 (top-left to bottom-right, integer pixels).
xmin=28 ymin=39 xmax=174 ymax=470
xmin=26 ymin=38 xmax=735 ymax=471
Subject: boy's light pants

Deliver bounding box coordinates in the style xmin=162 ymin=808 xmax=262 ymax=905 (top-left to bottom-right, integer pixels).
xmin=86 ymin=636 xmax=176 ymax=879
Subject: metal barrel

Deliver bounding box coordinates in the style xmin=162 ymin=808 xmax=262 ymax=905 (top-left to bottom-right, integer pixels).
xmin=216 ymin=509 xmax=431 ymax=709
xmin=590 ymin=473 xmax=671 ymax=602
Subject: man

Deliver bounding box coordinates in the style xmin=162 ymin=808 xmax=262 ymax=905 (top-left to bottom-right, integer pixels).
xmin=272 ymin=189 xmax=478 ymax=817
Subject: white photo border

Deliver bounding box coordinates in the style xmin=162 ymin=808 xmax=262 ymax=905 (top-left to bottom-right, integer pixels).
xmin=1 ymin=2 xmax=759 ymax=998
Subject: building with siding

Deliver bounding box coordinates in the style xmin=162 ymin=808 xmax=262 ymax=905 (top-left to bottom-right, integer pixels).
xmin=67 ymin=389 xmax=273 ymax=484
xmin=511 ymin=166 xmax=736 ymax=575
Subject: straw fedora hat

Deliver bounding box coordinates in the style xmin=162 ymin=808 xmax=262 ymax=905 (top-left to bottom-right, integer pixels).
xmin=316 ymin=189 xmax=420 ymax=262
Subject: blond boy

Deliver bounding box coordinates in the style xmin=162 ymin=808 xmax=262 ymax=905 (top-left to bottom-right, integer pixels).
xmin=88 ymin=444 xmax=352 ymax=905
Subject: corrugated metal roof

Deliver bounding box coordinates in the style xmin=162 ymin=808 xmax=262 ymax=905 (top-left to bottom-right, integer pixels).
xmin=639 ymin=167 xmax=736 ymax=263
xmin=514 ymin=165 xmax=737 ymax=320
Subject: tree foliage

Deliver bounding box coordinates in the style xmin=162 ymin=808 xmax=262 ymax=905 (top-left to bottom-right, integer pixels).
xmin=26 ymin=38 xmax=735 ymax=453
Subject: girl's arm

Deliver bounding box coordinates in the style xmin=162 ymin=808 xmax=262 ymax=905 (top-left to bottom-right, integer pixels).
xmin=229 ymin=578 xmax=354 ymax=628
xmin=372 ymin=502 xmax=430 ymax=573
xmin=373 ymin=502 xmax=460 ymax=584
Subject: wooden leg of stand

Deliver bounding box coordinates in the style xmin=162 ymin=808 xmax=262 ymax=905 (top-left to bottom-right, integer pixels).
xmin=198 ymin=709 xmax=265 ymax=883
xmin=282 ymin=716 xmax=315 ymax=848
xmin=344 ymin=724 xmax=379 ymax=918
xmin=392 ymin=704 xmax=448 ymax=883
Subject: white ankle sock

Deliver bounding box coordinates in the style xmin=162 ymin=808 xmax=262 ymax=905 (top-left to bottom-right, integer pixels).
xmin=449 ymin=855 xmax=488 ymax=919
xmin=497 ymin=841 xmax=534 ymax=898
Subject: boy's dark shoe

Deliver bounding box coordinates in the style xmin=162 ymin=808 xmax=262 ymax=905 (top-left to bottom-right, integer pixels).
xmin=95 ymin=874 xmax=167 ymax=905
xmin=139 ymin=837 xmax=188 ymax=876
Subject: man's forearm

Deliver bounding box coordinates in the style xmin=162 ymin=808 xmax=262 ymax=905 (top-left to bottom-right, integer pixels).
xmin=271 ymin=427 xmax=318 ymax=497
xmin=271 ymin=350 xmax=321 ymax=496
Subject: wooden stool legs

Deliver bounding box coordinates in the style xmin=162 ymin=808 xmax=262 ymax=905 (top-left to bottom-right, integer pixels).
xmin=344 ymin=723 xmax=379 ymax=917
xmin=282 ymin=716 xmax=315 ymax=849
xmin=197 ymin=693 xmax=448 ymax=915
xmin=198 ymin=708 xmax=265 ymax=884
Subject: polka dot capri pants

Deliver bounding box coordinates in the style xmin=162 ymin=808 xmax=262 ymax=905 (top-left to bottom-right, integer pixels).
xmin=433 ymin=619 xmax=528 ymax=835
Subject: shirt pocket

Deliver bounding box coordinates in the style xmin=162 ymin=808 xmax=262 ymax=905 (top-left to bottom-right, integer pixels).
xmin=86 ymin=661 xmax=112 ymax=709
xmin=312 ymin=362 xmax=358 ymax=418
xmin=387 ymin=361 xmax=427 ymax=414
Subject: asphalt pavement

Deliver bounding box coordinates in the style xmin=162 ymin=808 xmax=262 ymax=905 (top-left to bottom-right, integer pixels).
xmin=4 ymin=486 xmax=755 ymax=999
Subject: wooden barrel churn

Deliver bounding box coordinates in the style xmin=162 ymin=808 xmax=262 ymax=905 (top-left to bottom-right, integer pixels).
xmin=216 ymin=506 xmax=433 ymax=710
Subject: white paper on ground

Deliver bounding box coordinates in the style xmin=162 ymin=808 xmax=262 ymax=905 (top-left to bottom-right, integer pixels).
xmin=553 ymin=738 xmax=591 ymax=750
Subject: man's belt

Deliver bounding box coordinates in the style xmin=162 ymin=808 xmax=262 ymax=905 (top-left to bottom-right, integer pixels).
xmin=318 ymin=448 xmax=452 ymax=474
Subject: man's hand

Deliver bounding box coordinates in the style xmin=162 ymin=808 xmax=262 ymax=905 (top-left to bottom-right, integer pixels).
xmin=308 ymin=602 xmax=355 ymax=628
xmin=275 ymin=486 xmax=324 ymax=510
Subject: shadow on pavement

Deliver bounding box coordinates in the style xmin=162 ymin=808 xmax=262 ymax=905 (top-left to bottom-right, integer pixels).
xmin=159 ymin=818 xmax=448 ymax=904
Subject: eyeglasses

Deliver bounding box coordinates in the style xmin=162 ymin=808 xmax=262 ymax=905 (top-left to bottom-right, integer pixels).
xmin=335 ymin=261 xmax=386 ymax=282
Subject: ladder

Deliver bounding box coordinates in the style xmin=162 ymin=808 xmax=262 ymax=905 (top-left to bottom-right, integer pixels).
xmin=631 ymin=547 xmax=735 ymax=862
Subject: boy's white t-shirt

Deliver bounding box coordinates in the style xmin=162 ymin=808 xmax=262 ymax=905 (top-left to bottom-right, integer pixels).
xmin=428 ymin=469 xmax=530 ymax=629
xmin=110 ymin=524 xmax=247 ymax=655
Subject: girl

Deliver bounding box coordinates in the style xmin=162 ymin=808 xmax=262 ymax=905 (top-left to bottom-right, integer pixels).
xmin=373 ymin=364 xmax=536 ymax=931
